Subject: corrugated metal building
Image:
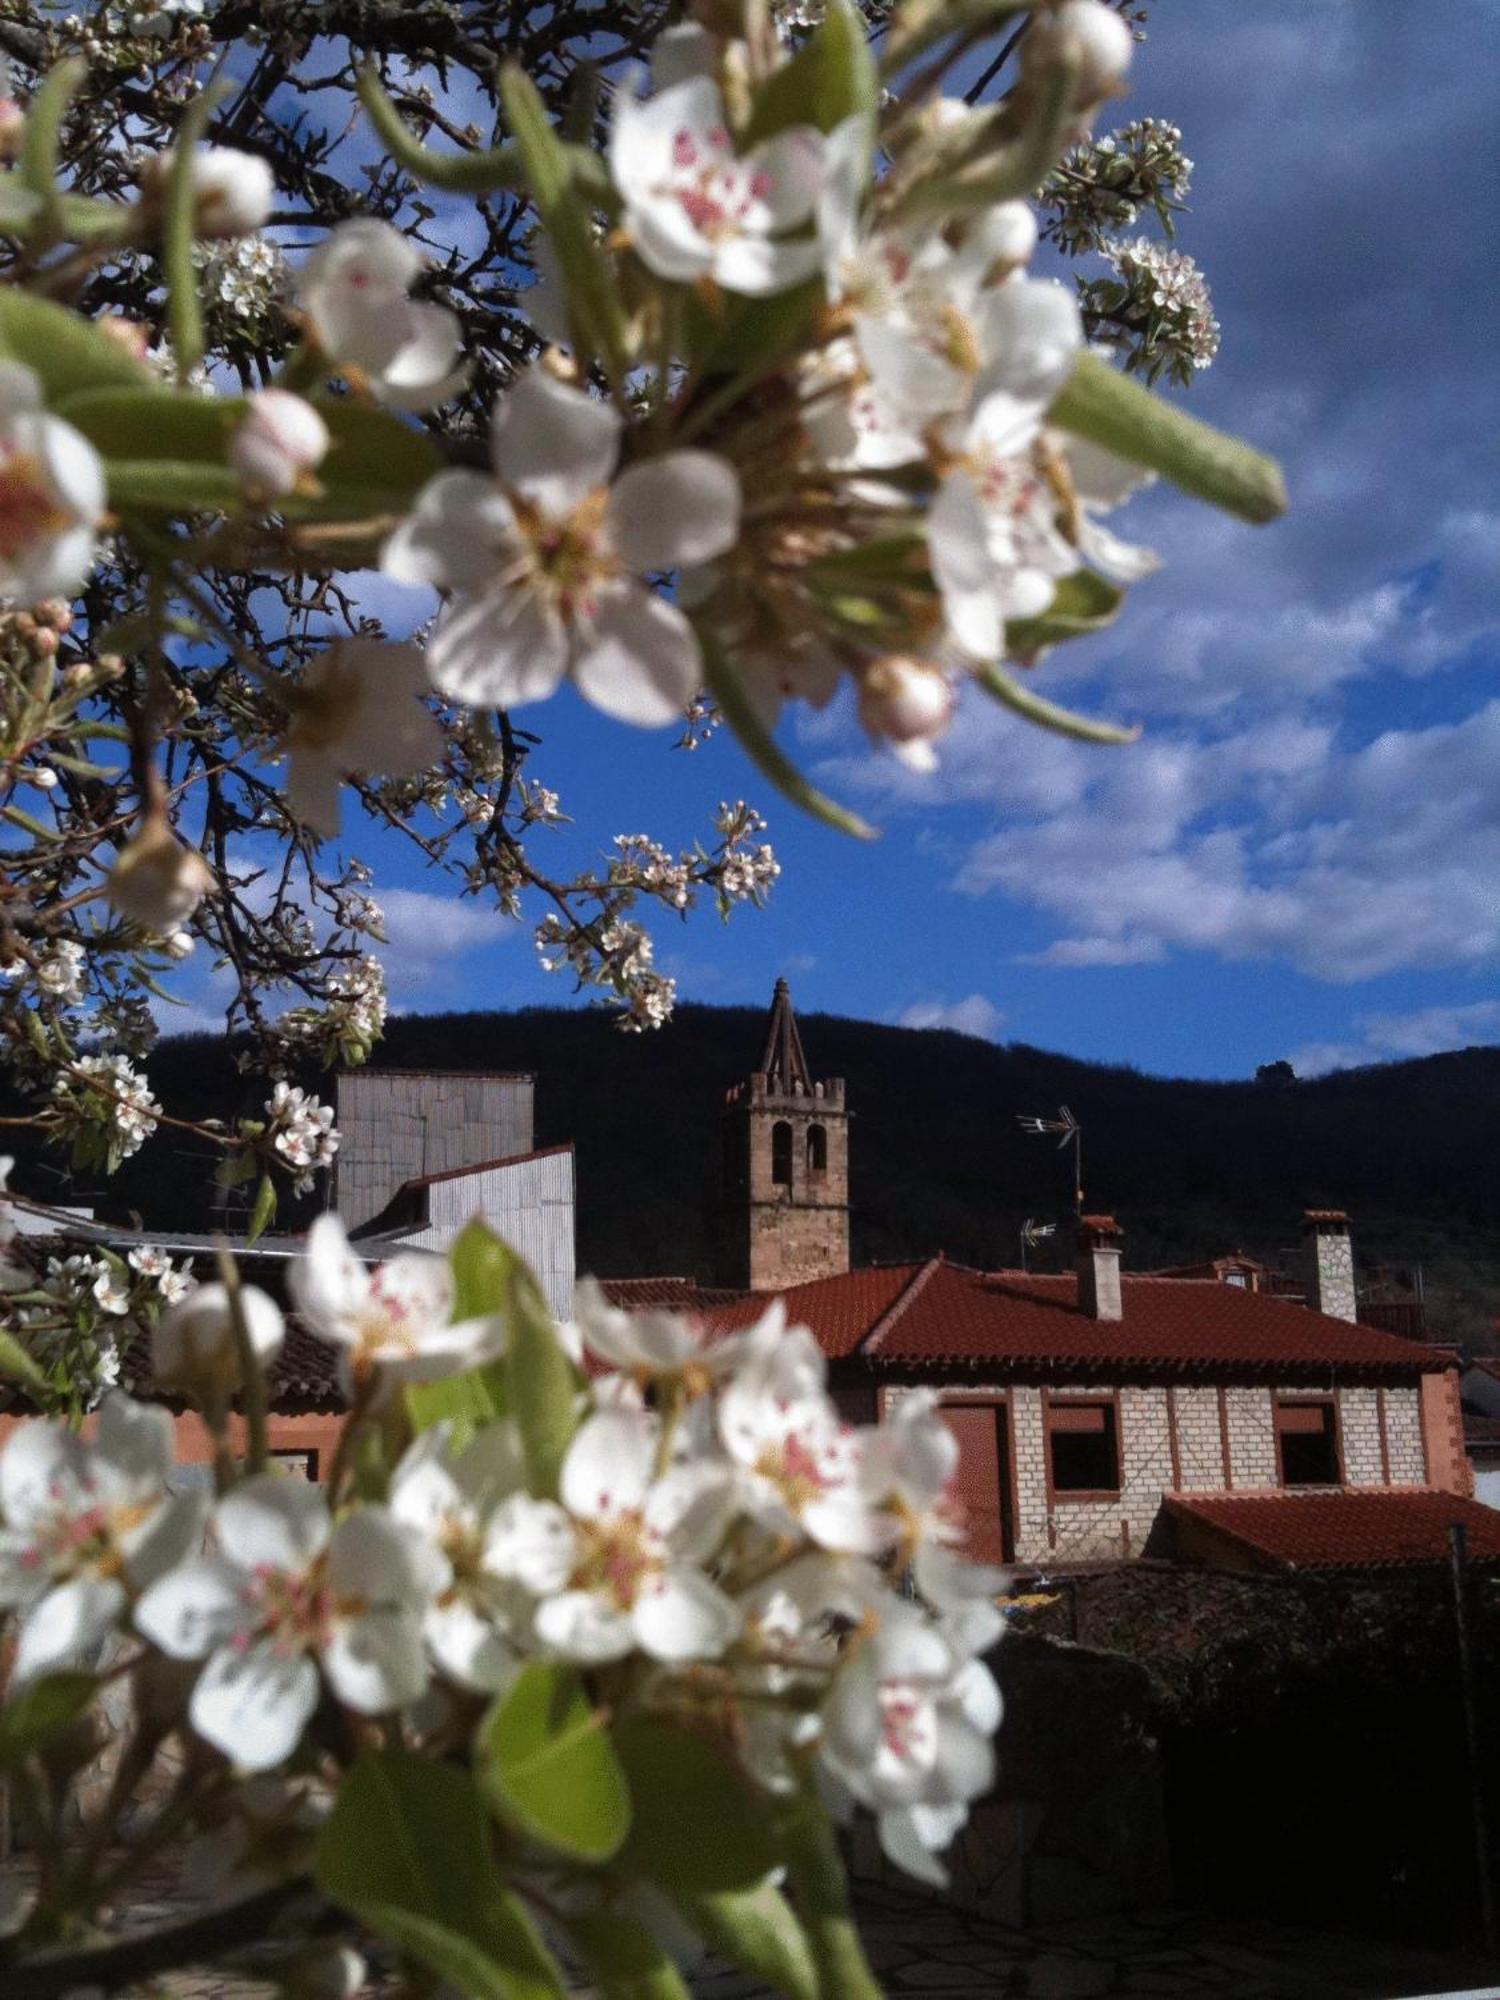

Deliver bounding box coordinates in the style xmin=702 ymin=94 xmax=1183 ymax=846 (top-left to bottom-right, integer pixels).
xmin=334 ymin=1069 xmax=535 ymax=1232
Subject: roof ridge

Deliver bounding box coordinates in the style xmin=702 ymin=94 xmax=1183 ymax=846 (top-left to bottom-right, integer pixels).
xmin=400 ymin=1142 xmax=574 ymax=1188
xmin=862 ymin=1255 xmax=946 ymax=1357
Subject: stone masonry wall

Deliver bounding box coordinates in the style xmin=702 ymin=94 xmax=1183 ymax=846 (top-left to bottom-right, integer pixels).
xmin=1172 ymin=1385 xmax=1227 ymax=1488
xmin=1341 ymin=1386 xmax=1386 ymax=1485
xmin=1384 ymin=1385 xmax=1428 ymax=1482
xmin=1224 ymin=1386 xmax=1279 ymax=1488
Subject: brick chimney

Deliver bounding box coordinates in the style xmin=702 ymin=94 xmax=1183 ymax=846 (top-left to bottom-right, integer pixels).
xmin=1301 ymin=1209 xmax=1356 ymax=1322
xmin=1077 ymin=1214 xmax=1123 ymax=1321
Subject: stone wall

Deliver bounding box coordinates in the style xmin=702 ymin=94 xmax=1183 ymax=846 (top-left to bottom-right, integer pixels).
xmin=718 ymin=1074 xmax=850 ymax=1289
xmin=1385 ymin=1384 xmax=1427 ymax=1482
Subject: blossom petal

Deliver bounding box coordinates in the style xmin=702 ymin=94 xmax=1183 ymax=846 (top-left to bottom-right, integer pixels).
xmin=95 ymin=1392 xmax=174 ymax=1496
xmin=425 ymin=1596 xmax=519 ymax=1693
xmin=927 ymin=472 xmax=1003 ymax=662
xmin=329 ymin=1504 xmax=424 ymax=1604
xmin=744 ymin=128 xmax=825 ymax=232
xmin=0 ymin=1420 xmax=90 ymax=1529
xmin=560 ymin=1410 xmax=657 ymax=1522
xmin=608 ymin=451 xmax=741 ymax=573
xmin=289 ymin=1214 xmax=370 ymax=1343
xmin=974 ymin=277 xmax=1081 ymax=405
xmin=216 ymin=1475 xmax=331 ymax=1575
xmin=381 ymin=471 xmax=515 ymax=593
xmin=323 ymin=1607 xmax=429 ymax=1714
xmin=424 ymin=585 xmax=569 ymax=711
xmin=485 ymin=1494 xmax=577 ymax=1595
xmin=284 ymin=754 xmax=343 ymax=841
xmin=571 ymin=586 xmax=702 ymax=727
xmin=121 ymin=1491 xmax=209 ymax=1591
xmin=376 ymin=302 xmax=468 ymax=412
xmin=632 ymin=1568 xmax=740 ymax=1663
xmin=13 ymin=1575 xmax=124 ymax=1684
xmin=134 ymin=1557 xmax=245 ymax=1660
xmin=492 ymin=369 xmax=621 ymax=516
xmin=533 ymin=1588 xmax=634 ymax=1664
xmin=714 ymin=232 xmax=824 ymax=297
xmin=190 ymin=1639 xmax=320 ymax=1771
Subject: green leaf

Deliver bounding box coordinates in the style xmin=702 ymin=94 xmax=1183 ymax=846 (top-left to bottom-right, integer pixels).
xmin=701 ymin=638 xmax=876 ymax=843
xmin=315 ymin=1749 xmax=565 ymax=2000
xmin=478 ymin=1664 xmax=630 ymax=1864
xmin=742 ymin=0 xmax=878 ymax=146
xmin=0 ymin=1672 xmax=96 ymax=1770
xmin=679 ymin=279 xmax=822 ymax=401
xmin=0 ymin=1331 xmax=49 ymax=1394
xmin=0 ymin=291 xmax=156 ymax=407
xmin=561 ymin=1911 xmax=692 ymax=2000
xmin=973 ymin=659 xmax=1138 ymax=746
xmin=676 ymin=1884 xmax=820 ymax=2000
xmin=450 ymin=1214 xmax=522 ymax=1320
xmin=1006 ymin=568 xmax=1121 ymax=645
xmin=499 ymin=63 xmax=629 ymax=381
xmin=614 ymin=1718 xmax=780 ymax=1895
xmin=64 ymin=390 xmax=441 ymax=520
xmin=502 ymin=1248 xmax=579 ymax=1501
xmin=804 ymin=532 xmax=931 ymax=594
xmin=1049 ymin=350 xmax=1287 ymax=525
xmin=405 ymin=1361 xmax=509 ymax=1440
xmin=359 ymin=67 xmax=524 ymax=194
xmin=246 ymin=1172 xmax=277 ymax=1247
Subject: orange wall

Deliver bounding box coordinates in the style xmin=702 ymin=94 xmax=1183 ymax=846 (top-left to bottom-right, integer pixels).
xmin=0 ymin=1408 xmax=346 ymax=1483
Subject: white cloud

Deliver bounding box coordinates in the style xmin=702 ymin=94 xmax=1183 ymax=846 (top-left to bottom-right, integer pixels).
xmin=377 ymin=888 xmax=516 ymax=999
xmin=1291 ymin=999 xmax=1500 ymax=1076
xmin=899 ymin=994 xmax=1006 ymax=1041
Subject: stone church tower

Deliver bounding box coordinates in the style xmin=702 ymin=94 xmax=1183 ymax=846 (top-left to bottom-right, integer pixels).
xmin=717 ymin=980 xmax=850 ymax=1290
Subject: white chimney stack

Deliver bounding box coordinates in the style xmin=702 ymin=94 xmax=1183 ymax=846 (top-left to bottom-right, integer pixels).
xmin=1301 ymin=1209 xmax=1357 ymax=1322
xmin=1077 ymin=1214 xmax=1124 ymax=1321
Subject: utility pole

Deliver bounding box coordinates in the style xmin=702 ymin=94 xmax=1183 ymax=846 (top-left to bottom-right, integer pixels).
xmin=1449 ymin=1521 xmax=1496 ymax=1953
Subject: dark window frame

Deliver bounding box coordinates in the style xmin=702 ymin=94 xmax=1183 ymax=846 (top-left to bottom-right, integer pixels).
xmin=1275 ymin=1395 xmax=1342 ymax=1488
xmin=1044 ymin=1391 xmax=1122 ymax=1502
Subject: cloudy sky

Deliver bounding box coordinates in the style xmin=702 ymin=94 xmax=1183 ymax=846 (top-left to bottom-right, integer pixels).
xmin=174 ymin=2 xmax=1498 ymax=1079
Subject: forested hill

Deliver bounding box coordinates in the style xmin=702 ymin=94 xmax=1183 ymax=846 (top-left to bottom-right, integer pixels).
xmin=91 ymin=1004 xmax=1500 ymax=1344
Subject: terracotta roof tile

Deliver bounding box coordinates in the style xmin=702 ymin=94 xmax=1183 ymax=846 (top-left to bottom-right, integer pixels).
xmin=702 ymin=1260 xmax=1448 ymax=1378
xmin=597 ymin=1277 xmax=747 ymax=1311
xmin=1165 ymin=1489 xmax=1500 ymax=1570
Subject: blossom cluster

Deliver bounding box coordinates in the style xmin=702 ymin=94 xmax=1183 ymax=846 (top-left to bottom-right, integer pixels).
xmin=47 ymin=1052 xmax=162 ymax=1170
xmin=1085 ymin=235 xmax=1221 ymax=386
xmin=264 ymin=1082 xmax=341 ymax=1195
xmin=0 ymin=1219 xmax=1008 ymax=1894
xmin=1045 ymin=116 xmax=1196 ymax=255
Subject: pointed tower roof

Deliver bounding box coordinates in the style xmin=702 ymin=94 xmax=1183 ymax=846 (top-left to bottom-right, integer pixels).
xmin=759 ymin=978 xmax=813 ymax=1095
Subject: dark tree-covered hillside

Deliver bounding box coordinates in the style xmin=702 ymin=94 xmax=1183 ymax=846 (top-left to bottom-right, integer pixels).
xmin=18 ymin=1004 xmax=1500 ymax=1345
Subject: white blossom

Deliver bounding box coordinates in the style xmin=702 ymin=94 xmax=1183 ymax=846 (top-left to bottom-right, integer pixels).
xmin=152 ymin=1280 xmax=285 ymax=1394
xmin=611 ymin=76 xmax=825 ymax=296
xmin=384 ymin=366 xmax=740 ymax=726
xmin=297 ymin=219 xmax=466 ymax=411
xmin=0 ymin=1394 xmax=205 ymax=1685
xmin=106 ymin=819 xmax=215 ymax=931
xmin=280 ymin=639 xmax=444 ymax=840
xmin=0 ymin=362 xmax=105 ymax=604
xmin=289 ymin=1213 xmax=503 ymax=1399
xmin=229 ymin=391 xmax=330 ymax=501
xmin=135 ymin=1476 xmax=429 ymax=1771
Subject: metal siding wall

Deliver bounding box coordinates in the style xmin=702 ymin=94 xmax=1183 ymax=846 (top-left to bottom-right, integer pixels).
xmin=416 ymin=1152 xmax=576 ymax=1321
xmin=334 ymin=1073 xmax=535 ymax=1228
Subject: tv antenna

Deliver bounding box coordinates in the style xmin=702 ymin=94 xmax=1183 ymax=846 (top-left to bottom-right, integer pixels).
xmin=1019 ymin=1217 xmax=1056 ymax=1273
xmin=1017 ymin=1104 xmax=1083 ymax=1216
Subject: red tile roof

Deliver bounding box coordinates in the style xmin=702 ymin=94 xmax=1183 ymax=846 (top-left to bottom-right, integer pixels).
xmin=1165 ymin=1489 xmax=1500 ymax=1570
xmin=698 ymin=1257 xmax=1449 ymax=1379
xmin=597 ymin=1277 xmax=746 ymax=1311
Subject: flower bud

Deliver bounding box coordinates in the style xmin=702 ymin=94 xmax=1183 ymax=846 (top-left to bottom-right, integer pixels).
xmin=970 ymin=200 xmax=1038 ymax=274
xmin=152 ymin=1280 xmax=284 ymax=1394
xmin=107 ymin=816 xmax=216 ymax=931
xmin=0 ymin=101 xmax=25 ymax=167
xmin=1043 ymin=2 xmax=1134 ymax=107
xmin=229 ymin=391 xmax=331 ymax=501
xmin=31 ymin=765 xmax=57 ymax=789
xmin=858 ymin=657 xmax=954 ymax=748
xmin=143 ymin=145 xmax=275 ymax=239
xmin=164 ymin=929 xmax=195 ymax=961
xmin=96 ymin=317 xmax=152 ymax=364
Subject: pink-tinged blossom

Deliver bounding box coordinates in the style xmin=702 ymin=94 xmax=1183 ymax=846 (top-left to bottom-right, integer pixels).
xmin=289 ymin=1214 xmax=503 ymax=1400
xmin=0 ymin=1394 xmax=204 ymax=1685
xmin=383 ymin=367 xmax=740 ymax=726
xmin=135 ymin=1476 xmax=428 ymax=1771
xmin=297 ymin=219 xmax=467 ymax=411
xmin=0 ymin=362 xmax=105 ymax=604
xmin=611 ymin=75 xmax=825 ymax=296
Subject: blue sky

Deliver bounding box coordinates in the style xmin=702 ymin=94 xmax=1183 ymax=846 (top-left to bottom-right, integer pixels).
xmin=172 ymin=2 xmax=1500 ymax=1080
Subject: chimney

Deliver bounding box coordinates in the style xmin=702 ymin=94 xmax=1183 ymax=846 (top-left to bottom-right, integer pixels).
xmin=1077 ymin=1214 xmax=1123 ymax=1321
xmin=1301 ymin=1209 xmax=1357 ymax=1322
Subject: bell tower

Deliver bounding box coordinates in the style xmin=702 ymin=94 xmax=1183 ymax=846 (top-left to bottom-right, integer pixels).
xmin=717 ymin=980 xmax=850 ymax=1291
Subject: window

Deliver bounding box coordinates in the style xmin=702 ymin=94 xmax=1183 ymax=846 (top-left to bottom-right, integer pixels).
xmin=807 ymin=1123 xmax=828 ymax=1180
xmin=1276 ymin=1400 xmax=1340 ymax=1486
xmin=771 ymin=1119 xmax=793 ymax=1187
xmin=270 ymin=1448 xmax=318 ymax=1481
xmin=1047 ymin=1398 xmax=1120 ymax=1495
